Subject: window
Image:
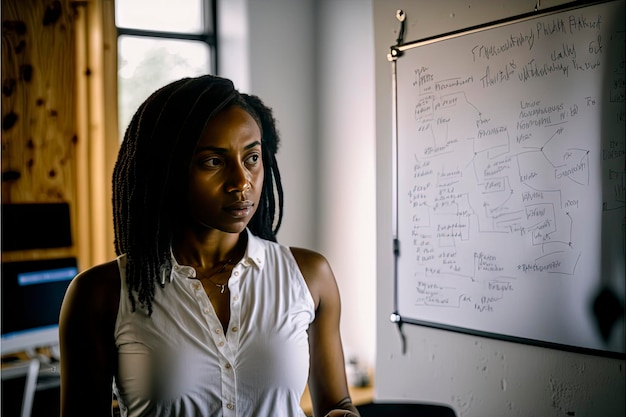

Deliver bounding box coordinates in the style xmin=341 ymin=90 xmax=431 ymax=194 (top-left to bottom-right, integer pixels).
xmin=115 ymin=0 xmax=217 ymax=138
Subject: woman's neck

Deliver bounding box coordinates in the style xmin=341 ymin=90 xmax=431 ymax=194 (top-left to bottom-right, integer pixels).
xmin=172 ymin=229 xmax=247 ymax=269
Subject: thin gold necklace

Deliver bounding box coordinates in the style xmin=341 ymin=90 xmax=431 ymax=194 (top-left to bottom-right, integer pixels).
xmin=197 ymin=259 xmax=232 ymax=294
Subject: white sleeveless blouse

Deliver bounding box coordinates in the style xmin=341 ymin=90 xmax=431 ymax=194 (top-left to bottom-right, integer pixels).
xmin=113 ymin=230 xmax=315 ymax=417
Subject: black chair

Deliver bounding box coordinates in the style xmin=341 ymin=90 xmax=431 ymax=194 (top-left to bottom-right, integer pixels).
xmin=357 ymin=402 xmax=457 ymax=417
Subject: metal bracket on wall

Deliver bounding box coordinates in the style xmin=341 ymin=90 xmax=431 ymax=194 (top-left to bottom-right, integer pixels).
xmin=387 ymin=9 xmax=406 ymax=62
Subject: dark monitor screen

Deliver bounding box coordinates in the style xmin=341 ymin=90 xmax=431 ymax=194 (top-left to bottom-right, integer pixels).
xmin=1 ymin=203 xmax=73 ymax=251
xmin=1 ymin=257 xmax=77 ymax=354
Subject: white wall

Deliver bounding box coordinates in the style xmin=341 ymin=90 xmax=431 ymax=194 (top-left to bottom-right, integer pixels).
xmin=220 ymin=0 xmax=318 ymax=250
xmin=316 ymin=0 xmax=376 ymax=369
xmin=373 ymin=1 xmax=625 ymax=417
xmin=218 ymin=0 xmax=377 ymax=367
xmin=247 ymin=0 xmax=319 ymax=251
xmin=216 ymin=0 xmax=250 ymax=92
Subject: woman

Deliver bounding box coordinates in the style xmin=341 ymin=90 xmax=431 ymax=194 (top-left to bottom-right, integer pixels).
xmin=59 ymin=75 xmax=360 ymax=417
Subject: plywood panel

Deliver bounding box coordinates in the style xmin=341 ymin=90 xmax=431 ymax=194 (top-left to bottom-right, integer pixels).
xmin=2 ymin=0 xmax=78 ymax=261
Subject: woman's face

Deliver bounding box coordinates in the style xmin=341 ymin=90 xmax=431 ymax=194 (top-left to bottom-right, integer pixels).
xmin=186 ymin=106 xmax=264 ymax=234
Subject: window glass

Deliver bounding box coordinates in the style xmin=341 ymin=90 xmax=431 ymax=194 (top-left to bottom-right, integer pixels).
xmin=115 ymin=0 xmax=204 ymax=33
xmin=117 ymin=36 xmax=211 ymax=138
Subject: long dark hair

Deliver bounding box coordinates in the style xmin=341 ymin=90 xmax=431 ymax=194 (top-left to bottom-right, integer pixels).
xmin=112 ymin=75 xmax=283 ymax=314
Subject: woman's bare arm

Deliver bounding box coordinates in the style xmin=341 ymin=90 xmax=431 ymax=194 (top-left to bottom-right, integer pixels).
xmin=291 ymin=248 xmax=360 ymax=417
xmin=59 ymin=260 xmax=120 ymax=417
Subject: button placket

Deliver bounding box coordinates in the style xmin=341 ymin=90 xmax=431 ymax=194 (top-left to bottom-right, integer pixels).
xmin=227 ymin=264 xmax=244 ymax=349
xmin=221 ymin=359 xmax=237 ymax=417
xmin=174 ymin=259 xmax=237 ymax=417
xmin=178 ymin=258 xmax=246 ymax=416
xmin=185 ymin=276 xmax=230 ymax=357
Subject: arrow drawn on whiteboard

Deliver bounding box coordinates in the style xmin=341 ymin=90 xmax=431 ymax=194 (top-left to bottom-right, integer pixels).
xmin=457 ymin=91 xmax=482 ymax=116
xmin=566 ymin=211 xmax=573 ymax=247
xmin=521 ymin=128 xmax=568 ymax=168
xmin=498 ymin=189 xmax=515 ymax=209
xmin=543 ymin=126 xmax=565 ymax=149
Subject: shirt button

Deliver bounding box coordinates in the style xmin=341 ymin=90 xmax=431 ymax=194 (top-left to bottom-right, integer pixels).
xmin=231 ymin=326 xmax=238 ymax=332
xmin=226 ymin=403 xmax=234 ymax=410
xmin=218 ymin=341 xmax=225 ymax=347
xmin=232 ymin=295 xmax=239 ymax=301
xmin=215 ymin=328 xmax=222 ymax=334
xmin=203 ymin=308 xmax=210 ymax=314
xmin=234 ymin=271 xmax=239 ymax=277
xmin=225 ymin=363 xmax=231 ymax=369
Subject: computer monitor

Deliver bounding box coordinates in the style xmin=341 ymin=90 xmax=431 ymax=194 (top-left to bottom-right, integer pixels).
xmin=1 ymin=258 xmax=78 ymax=356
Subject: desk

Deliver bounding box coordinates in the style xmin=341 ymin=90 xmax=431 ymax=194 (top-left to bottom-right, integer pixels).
xmin=2 ymin=357 xmax=60 ymax=390
xmin=300 ymin=383 xmax=374 ymax=416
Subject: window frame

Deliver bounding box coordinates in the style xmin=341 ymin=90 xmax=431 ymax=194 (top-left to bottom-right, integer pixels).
xmin=115 ymin=0 xmax=218 ymax=74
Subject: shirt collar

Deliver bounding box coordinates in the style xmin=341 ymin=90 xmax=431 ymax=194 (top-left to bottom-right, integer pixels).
xmin=244 ymin=228 xmax=265 ymax=269
xmin=165 ymin=228 xmax=265 ymax=285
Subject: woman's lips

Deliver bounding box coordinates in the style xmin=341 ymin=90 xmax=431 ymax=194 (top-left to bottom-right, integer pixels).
xmin=224 ymin=200 xmax=254 ymax=218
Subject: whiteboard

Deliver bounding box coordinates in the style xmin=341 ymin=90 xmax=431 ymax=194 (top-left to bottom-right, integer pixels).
xmin=391 ymin=0 xmax=625 ymax=356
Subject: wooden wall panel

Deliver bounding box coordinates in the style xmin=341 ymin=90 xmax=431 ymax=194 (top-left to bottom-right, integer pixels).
xmin=2 ymin=0 xmax=78 ymax=261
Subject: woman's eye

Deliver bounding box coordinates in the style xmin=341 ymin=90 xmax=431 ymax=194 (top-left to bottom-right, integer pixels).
xmin=245 ymin=154 xmax=261 ymax=166
xmin=202 ymin=157 xmax=223 ymax=167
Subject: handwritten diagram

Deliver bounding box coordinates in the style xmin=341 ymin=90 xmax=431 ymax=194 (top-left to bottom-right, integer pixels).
xmin=394 ymin=1 xmax=624 ymax=352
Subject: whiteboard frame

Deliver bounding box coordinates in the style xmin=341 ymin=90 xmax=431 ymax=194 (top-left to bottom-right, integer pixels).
xmin=388 ymin=0 xmax=625 ymax=359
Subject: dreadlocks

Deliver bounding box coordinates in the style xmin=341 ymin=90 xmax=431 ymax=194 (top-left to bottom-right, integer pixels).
xmin=112 ymin=75 xmax=284 ymax=315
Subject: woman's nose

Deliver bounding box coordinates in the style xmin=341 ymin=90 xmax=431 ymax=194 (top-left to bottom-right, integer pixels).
xmin=225 ymin=163 xmax=251 ymax=193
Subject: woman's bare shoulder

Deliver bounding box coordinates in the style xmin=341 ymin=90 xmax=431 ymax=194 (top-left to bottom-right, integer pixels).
xmin=72 ymin=260 xmax=119 ymax=291
xmin=290 ymin=247 xmax=336 ymax=308
xmin=63 ymin=259 xmax=121 ymax=317
xmin=290 ymin=247 xmax=329 ymax=272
